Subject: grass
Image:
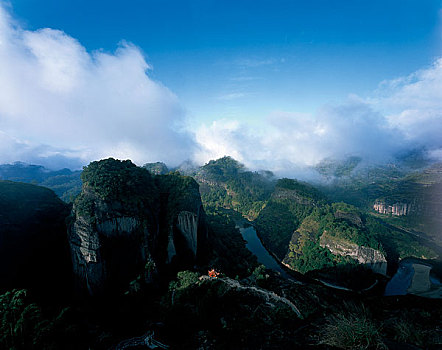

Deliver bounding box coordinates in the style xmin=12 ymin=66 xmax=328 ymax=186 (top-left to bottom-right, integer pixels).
xmin=319 ymin=305 xmax=387 ymax=349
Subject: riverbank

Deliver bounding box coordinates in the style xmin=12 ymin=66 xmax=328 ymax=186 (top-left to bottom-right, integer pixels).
xmin=385 ymin=258 xmax=442 ymax=298
xmin=407 ymin=263 xmax=442 ymax=298
xmin=234 ymin=219 xmax=300 ymax=281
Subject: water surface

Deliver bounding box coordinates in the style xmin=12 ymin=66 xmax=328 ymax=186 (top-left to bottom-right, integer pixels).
xmin=239 ymin=225 xmax=290 ymax=278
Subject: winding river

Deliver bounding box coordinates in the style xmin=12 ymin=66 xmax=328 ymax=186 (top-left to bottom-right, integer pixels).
xmin=238 ymin=225 xmax=291 ymax=279
xmin=238 ymin=224 xmax=442 ymax=298
xmin=384 ymin=261 xmax=415 ymax=296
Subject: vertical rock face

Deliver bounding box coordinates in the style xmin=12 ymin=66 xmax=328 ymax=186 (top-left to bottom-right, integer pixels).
xmin=166 ymin=208 xmax=207 ymax=264
xmin=373 ymin=201 xmax=412 ymax=216
xmin=319 ymin=233 xmax=387 ymax=275
xmin=177 ymin=210 xmax=199 ymax=255
xmin=160 ymin=174 xmax=208 ymax=266
xmin=69 ymin=187 xmax=153 ymax=295
xmin=69 ymin=215 xmax=103 ymax=295
xmin=68 ymin=158 xmax=208 ymax=295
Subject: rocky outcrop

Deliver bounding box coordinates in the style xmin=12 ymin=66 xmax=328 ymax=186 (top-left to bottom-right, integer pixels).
xmin=272 ymin=187 xmax=314 ymax=206
xmin=334 ymin=209 xmax=363 ymax=226
xmin=373 ymin=200 xmax=412 ymax=216
xmin=167 ymin=206 xmax=208 ymax=265
xmin=199 ymin=276 xmax=302 ymax=318
xmin=143 ymin=162 xmax=169 ymax=175
xmin=96 ymin=216 xmax=139 ymax=234
xmin=168 ymin=209 xmax=202 ymax=263
xmin=320 ymin=232 xmax=387 ymax=275
xmin=166 ymin=231 xmax=177 ymax=264
xmin=68 ymin=158 xmax=208 ymax=296
xmin=69 ymin=188 xmax=152 ymax=295
xmin=177 ymin=210 xmax=199 ymax=255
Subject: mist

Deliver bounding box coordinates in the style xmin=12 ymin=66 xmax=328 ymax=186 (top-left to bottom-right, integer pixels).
xmin=0 ymin=4 xmax=441 ymax=176
xmin=195 ymin=59 xmax=442 ymax=177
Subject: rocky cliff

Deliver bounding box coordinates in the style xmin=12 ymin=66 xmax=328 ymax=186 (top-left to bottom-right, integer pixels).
xmin=68 ymin=158 xmax=207 ymax=295
xmin=319 ymin=232 xmax=387 ymax=275
xmin=165 ymin=205 xmax=207 ymax=265
xmin=373 ymin=200 xmax=412 ymax=216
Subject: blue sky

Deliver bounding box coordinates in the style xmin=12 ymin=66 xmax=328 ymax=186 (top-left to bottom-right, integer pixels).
xmin=10 ymin=0 xmax=441 ymax=120
xmin=1 ymin=1 xmax=442 ymax=172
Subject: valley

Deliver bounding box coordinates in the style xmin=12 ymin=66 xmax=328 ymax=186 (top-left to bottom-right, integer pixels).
xmin=0 ymin=156 xmax=441 ymax=349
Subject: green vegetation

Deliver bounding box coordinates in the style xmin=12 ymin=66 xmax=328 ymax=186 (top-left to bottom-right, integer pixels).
xmin=77 ymin=158 xmax=205 ymax=234
xmin=254 ymin=202 xmax=299 ymax=259
xmin=197 ymin=157 xmax=439 ymax=276
xmin=284 ymin=199 xmax=436 ymax=274
xmin=205 ymin=207 xmax=258 ymax=278
xmin=169 ymin=270 xmax=200 ymax=292
xmin=284 ymin=204 xmax=385 ymax=273
xmin=81 ymin=158 xmax=156 ymax=202
xmin=162 ymin=272 xmax=302 ymax=349
xmin=286 ymin=213 xmax=335 ymax=273
xmin=0 ymin=289 xmax=81 ymax=350
xmin=39 ymin=174 xmax=82 ymax=202
xmin=391 ymin=319 xmax=426 ymax=346
xmin=143 ymin=162 xmax=169 ymax=175
xmin=197 ymin=156 xmax=274 ymax=219
xmin=0 ymin=163 xmax=82 ymax=202
xmin=254 ymin=178 xmax=325 ymax=259
xmin=315 ymin=156 xmax=362 ymax=179
xmin=275 ymin=178 xmax=324 ymax=202
xmin=0 ymin=180 xmax=66 ymax=222
xmin=155 ymin=172 xmax=201 ymax=225
xmin=320 ymin=204 xmax=382 ymax=250
xmin=250 ymin=264 xmax=269 ymax=286
xmin=2 ymin=156 xmax=442 ymax=350
xmin=319 ymin=306 xmax=386 ymax=349
xmin=318 ymin=163 xmax=412 ymax=210
xmin=365 ymin=216 xmax=437 ymax=260
xmin=320 ymin=161 xmax=442 ymax=248
xmin=75 ymin=158 xmax=159 ymax=220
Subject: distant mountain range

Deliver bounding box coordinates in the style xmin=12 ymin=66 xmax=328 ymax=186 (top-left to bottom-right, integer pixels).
xmin=2 ymin=156 xmax=441 ymax=253
xmin=0 ymin=162 xmax=82 ymax=201
xmin=0 ymin=157 xmax=441 ymax=349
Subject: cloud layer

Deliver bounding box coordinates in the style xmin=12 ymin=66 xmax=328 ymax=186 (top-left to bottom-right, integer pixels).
xmin=0 ymin=4 xmax=441 ymax=175
xmin=0 ymin=5 xmax=195 ymax=168
xmin=195 ymin=59 xmax=442 ymax=175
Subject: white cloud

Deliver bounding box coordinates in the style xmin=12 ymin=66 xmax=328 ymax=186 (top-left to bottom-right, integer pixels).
xmin=374 ymin=58 xmax=442 ymax=149
xmin=195 ymin=101 xmax=402 ymax=175
xmin=217 ymin=92 xmax=248 ymax=101
xmin=196 ymin=59 xmax=442 ymax=176
xmin=1 ymin=4 xmax=441 ymax=175
xmin=194 ymin=120 xmax=248 ymax=164
xmin=0 ymin=4 xmax=195 ymax=168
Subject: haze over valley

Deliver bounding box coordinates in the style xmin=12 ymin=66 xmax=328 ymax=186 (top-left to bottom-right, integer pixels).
xmin=1 ymin=1 xmax=442 ymax=349
xmin=0 ymin=2 xmax=441 ymax=176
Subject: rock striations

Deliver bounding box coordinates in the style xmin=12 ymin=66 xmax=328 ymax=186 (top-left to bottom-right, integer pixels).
xmin=373 ymin=200 xmax=412 ymax=216
xmin=319 ymin=232 xmax=387 ymax=275
xmin=68 ymin=158 xmax=207 ymax=295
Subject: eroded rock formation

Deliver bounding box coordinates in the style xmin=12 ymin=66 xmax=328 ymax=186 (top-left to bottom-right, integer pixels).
xmin=320 ymin=232 xmax=387 ymax=275
xmin=68 ymin=158 xmax=208 ymax=295
xmin=373 ymin=200 xmax=412 ymax=216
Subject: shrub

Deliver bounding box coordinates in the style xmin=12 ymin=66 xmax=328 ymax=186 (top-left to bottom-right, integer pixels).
xmin=319 ymin=308 xmax=386 ymax=349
